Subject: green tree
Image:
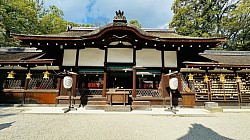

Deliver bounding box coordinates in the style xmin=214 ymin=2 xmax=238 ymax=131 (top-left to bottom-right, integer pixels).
xmin=222 ymin=0 xmax=250 ymax=50
xmin=38 ymin=5 xmax=67 ymax=34
xmin=0 ymin=0 xmax=88 ymax=47
xmin=129 ymin=19 xmax=142 ymax=28
xmin=0 ymin=0 xmax=38 ymax=46
xmin=169 ymin=0 xmax=250 ymax=50
xmin=170 ymin=0 xmax=239 ymax=37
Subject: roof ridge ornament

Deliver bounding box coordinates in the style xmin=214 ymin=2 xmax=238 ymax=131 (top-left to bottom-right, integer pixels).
xmin=113 ymin=10 xmax=127 ymax=26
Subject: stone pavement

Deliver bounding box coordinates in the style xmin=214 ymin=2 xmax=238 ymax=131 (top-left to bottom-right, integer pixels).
xmin=22 ymin=106 xmax=211 ymax=115
xmin=1 ymin=105 xmax=250 ymax=115
xmin=1 ymin=105 xmax=250 ymax=140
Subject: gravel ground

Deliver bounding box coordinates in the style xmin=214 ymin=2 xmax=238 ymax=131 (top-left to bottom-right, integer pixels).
xmin=1 ymin=107 xmax=250 ymax=140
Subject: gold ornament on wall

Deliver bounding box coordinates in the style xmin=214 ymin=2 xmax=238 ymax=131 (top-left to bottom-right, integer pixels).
xmin=235 ymin=74 xmax=241 ymax=83
xmin=43 ymin=71 xmax=50 ymax=79
xmin=219 ymin=74 xmax=225 ymax=83
xmin=7 ymin=70 xmax=15 ymax=79
xmin=204 ymin=74 xmax=209 ymax=82
xmin=26 ymin=72 xmax=32 ymax=79
xmin=188 ymin=73 xmax=194 ymax=81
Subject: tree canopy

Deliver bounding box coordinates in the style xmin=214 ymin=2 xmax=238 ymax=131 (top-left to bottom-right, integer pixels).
xmin=222 ymin=0 xmax=250 ymax=50
xmin=170 ymin=0 xmax=249 ymax=50
xmin=0 ymin=0 xmax=90 ymax=47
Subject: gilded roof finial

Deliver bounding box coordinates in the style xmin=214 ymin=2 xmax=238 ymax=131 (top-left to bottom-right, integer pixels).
xmin=114 ymin=10 xmax=126 ymax=21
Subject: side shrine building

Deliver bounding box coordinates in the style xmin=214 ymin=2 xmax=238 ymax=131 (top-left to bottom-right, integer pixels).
xmin=4 ymin=11 xmax=247 ymax=108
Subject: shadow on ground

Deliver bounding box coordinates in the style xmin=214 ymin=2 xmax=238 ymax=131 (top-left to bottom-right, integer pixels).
xmin=0 ymin=121 xmax=15 ymax=131
xmin=178 ymin=123 xmax=233 ymax=140
xmin=0 ymin=113 xmax=15 ymax=119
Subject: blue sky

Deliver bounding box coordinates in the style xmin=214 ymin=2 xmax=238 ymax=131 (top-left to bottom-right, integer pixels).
xmin=43 ymin=0 xmax=174 ymax=28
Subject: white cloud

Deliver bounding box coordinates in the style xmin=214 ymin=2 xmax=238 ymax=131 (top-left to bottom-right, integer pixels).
xmin=43 ymin=0 xmax=174 ymax=28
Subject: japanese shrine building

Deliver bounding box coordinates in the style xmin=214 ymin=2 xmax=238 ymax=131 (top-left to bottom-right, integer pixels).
xmin=1 ymin=11 xmax=226 ymax=106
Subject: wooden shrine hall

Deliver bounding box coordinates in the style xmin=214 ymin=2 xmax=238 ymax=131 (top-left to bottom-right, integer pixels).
xmin=182 ymin=50 xmax=250 ymax=106
xmin=1 ymin=10 xmax=226 ymax=107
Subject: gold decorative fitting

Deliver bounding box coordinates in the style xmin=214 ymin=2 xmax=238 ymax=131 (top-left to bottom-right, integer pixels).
xmin=204 ymin=75 xmax=209 ymax=82
xmin=219 ymin=74 xmax=225 ymax=83
xmin=235 ymin=75 xmax=241 ymax=82
xmin=43 ymin=71 xmax=50 ymax=79
xmin=26 ymin=72 xmax=32 ymax=79
xmin=188 ymin=73 xmax=194 ymax=81
xmin=7 ymin=70 xmax=15 ymax=79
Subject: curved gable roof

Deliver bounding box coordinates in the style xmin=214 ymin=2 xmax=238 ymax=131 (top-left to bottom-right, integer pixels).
xmin=13 ymin=22 xmax=225 ymax=42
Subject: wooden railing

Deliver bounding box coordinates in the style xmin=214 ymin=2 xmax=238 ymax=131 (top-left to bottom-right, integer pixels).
xmin=76 ymin=88 xmax=161 ymax=97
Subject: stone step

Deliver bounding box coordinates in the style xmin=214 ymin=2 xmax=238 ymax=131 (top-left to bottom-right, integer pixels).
xmin=85 ymin=105 xmax=109 ymax=110
xmin=88 ymin=97 xmax=107 ymax=101
xmin=204 ymin=102 xmax=223 ymax=112
xmin=205 ymin=102 xmax=218 ymax=109
xmin=207 ymin=107 xmax=223 ymax=113
xmin=87 ymin=101 xmax=107 ymax=105
xmin=132 ymin=101 xmax=150 ymax=106
xmin=131 ymin=105 xmax=152 ymax=111
xmin=105 ymin=105 xmax=131 ymax=112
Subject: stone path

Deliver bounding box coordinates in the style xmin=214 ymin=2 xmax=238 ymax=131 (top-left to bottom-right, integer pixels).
xmin=1 ymin=106 xmax=250 ymax=140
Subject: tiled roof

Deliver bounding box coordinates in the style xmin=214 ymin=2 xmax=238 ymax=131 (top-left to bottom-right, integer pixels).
xmin=0 ymin=47 xmax=45 ymax=61
xmin=199 ymin=50 xmax=250 ymax=65
xmin=56 ymin=30 xmax=92 ymax=37
xmin=146 ymin=32 xmax=212 ymax=39
xmin=13 ymin=23 xmax=223 ymax=40
xmin=0 ymin=52 xmax=45 ymax=61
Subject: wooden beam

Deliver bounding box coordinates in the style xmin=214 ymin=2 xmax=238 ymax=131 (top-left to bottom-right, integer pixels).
xmin=2 ymin=89 xmax=59 ymax=93
xmin=71 ymin=74 xmax=77 ymax=97
xmin=23 ymin=78 xmax=30 ymax=104
xmin=161 ymin=73 xmax=166 ymax=98
xmin=102 ymin=72 xmax=107 ymax=97
xmin=132 ymin=67 xmax=136 ymax=98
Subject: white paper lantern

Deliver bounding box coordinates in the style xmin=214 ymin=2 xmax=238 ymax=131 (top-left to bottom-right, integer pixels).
xmin=63 ymin=76 xmax=73 ymax=89
xmin=169 ymin=77 xmax=178 ymax=90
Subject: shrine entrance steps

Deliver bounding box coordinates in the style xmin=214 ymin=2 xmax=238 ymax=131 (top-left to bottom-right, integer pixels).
xmin=85 ymin=97 xmax=165 ymax=112
xmin=85 ymin=97 xmax=133 ymax=111
xmin=56 ymin=95 xmax=172 ymax=111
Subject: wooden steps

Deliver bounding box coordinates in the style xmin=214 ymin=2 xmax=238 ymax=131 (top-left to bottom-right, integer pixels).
xmin=56 ymin=96 xmax=81 ymax=105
